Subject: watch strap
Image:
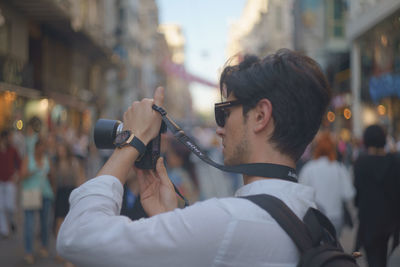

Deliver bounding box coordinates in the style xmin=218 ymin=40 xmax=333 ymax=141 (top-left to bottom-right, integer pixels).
xmin=129 ymin=136 xmax=146 ymax=156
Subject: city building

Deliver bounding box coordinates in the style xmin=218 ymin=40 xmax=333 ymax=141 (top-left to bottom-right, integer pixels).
xmin=103 ymin=0 xmax=165 ymax=120
xmin=293 ymin=0 xmax=351 ymax=136
xmin=0 ymin=0 xmax=169 ymax=139
xmin=0 ymin=0 xmax=117 ymax=134
xmin=227 ymin=0 xmax=294 ymax=60
xmin=348 ymin=0 xmax=400 ymax=139
xmin=158 ymin=24 xmax=193 ymax=121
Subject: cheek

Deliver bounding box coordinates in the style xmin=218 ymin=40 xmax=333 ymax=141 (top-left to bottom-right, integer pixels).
xmin=225 ymin=126 xmax=238 ymax=147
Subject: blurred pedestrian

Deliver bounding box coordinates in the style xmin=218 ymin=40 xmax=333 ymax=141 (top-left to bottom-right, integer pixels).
xmin=166 ymin=139 xmax=198 ymax=204
xmin=53 ymin=142 xmax=84 ymax=235
xmin=0 ymin=130 xmax=21 ymax=238
xmin=52 ymin=141 xmax=83 ymax=266
xmin=299 ymin=131 xmax=355 ymax=236
xmin=354 ymin=124 xmax=400 ymax=267
xmin=120 ymin=168 xmax=147 ymax=221
xmin=25 ymin=116 xmax=41 ymax=157
xmin=20 ymin=137 xmax=54 ymax=264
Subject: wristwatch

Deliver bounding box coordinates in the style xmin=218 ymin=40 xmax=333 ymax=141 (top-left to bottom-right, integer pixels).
xmin=113 ymin=130 xmax=146 ymax=156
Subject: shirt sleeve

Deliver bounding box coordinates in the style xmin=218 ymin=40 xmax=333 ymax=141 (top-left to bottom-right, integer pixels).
xmin=57 ymin=175 xmax=230 ymax=267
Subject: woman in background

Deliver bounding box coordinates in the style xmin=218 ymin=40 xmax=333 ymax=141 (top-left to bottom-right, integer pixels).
xmin=299 ymin=131 xmax=355 ymax=236
xmin=20 ymin=137 xmax=54 ymax=264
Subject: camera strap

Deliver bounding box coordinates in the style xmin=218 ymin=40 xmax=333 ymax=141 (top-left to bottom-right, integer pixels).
xmin=152 ymin=105 xmax=297 ymax=183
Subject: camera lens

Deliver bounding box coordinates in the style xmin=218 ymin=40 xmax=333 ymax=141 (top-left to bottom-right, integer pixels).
xmin=93 ymin=119 xmax=122 ymax=149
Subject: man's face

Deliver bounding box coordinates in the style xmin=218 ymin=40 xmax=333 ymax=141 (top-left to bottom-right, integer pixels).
xmin=215 ymin=94 xmax=250 ymax=165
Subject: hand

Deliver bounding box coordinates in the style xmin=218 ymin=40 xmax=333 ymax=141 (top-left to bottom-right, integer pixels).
xmin=136 ymin=158 xmax=178 ymax=216
xmin=123 ymin=87 xmax=164 ymax=145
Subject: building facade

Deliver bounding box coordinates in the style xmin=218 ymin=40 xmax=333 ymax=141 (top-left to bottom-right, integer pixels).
xmin=0 ymin=0 xmax=170 ymax=136
xmin=348 ymin=0 xmax=400 ymax=139
xmin=158 ymin=24 xmax=193 ymax=121
xmin=227 ymin=0 xmax=294 ymax=59
xmin=0 ymin=0 xmax=117 ymax=133
xmin=293 ymin=0 xmax=351 ymax=135
xmin=102 ymin=0 xmax=166 ymax=120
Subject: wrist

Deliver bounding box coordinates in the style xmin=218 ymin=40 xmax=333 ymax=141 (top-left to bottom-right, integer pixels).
xmin=121 ymin=126 xmax=150 ymax=146
xmin=135 ymin=133 xmax=150 ymax=146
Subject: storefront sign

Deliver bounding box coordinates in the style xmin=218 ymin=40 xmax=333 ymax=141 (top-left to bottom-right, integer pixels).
xmin=369 ymin=73 xmax=400 ymax=102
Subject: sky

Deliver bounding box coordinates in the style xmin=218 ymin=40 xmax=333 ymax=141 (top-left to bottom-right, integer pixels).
xmin=156 ymin=0 xmax=247 ymax=114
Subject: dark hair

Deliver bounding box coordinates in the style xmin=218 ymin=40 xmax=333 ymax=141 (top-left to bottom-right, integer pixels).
xmin=363 ymin=124 xmax=386 ymax=148
xmin=28 ymin=116 xmax=42 ymax=133
xmin=219 ymin=49 xmax=332 ymax=160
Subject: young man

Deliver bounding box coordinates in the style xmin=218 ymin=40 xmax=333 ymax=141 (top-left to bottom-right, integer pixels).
xmin=57 ymin=49 xmax=331 ymax=266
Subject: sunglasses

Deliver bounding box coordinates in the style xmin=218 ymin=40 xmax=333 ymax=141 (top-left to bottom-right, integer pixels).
xmin=214 ymin=100 xmax=242 ymax=127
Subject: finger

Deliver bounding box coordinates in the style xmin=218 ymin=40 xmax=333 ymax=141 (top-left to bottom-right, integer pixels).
xmin=153 ymin=86 xmax=164 ymax=107
xmin=137 ymin=169 xmax=146 ymax=192
xmin=155 ymin=157 xmax=170 ymax=185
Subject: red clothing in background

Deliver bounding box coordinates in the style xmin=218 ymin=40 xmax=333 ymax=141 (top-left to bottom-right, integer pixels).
xmin=0 ymin=145 xmax=21 ymax=182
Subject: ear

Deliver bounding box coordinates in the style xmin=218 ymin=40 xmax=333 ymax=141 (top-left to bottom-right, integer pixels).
xmin=253 ymin=99 xmax=273 ymax=133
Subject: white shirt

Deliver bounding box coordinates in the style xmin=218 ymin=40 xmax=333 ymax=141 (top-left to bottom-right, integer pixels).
xmin=299 ymin=157 xmax=355 ymax=220
xmin=57 ymin=175 xmax=316 ymax=267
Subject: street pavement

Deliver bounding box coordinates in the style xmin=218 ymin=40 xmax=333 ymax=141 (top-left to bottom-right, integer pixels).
xmin=1 ymin=204 xmax=400 ymax=266
xmin=0 ymin=215 xmax=63 ymax=267
xmin=339 ymin=201 xmax=400 ymax=267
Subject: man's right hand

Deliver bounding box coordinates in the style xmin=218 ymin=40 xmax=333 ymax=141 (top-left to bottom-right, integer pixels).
xmin=123 ymin=86 xmax=164 ymax=145
xmin=136 ymin=157 xmax=178 ymax=216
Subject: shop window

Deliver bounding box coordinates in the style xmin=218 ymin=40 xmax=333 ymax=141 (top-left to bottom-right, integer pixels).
xmin=326 ymin=0 xmax=346 ymax=39
xmin=275 ymin=6 xmax=282 ymax=31
xmin=0 ymin=9 xmax=9 ymax=55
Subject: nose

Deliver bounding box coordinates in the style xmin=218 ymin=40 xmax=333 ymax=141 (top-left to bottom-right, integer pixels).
xmin=216 ymin=126 xmax=224 ymax=138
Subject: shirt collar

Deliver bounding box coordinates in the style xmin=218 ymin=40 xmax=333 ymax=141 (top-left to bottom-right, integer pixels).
xmin=234 ymin=178 xmax=315 ymax=202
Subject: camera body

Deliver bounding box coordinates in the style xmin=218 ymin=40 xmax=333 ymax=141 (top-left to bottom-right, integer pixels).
xmin=94 ymin=119 xmax=166 ymax=169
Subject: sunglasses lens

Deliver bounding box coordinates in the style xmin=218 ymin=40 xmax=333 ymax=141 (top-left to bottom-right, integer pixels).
xmin=215 ymin=107 xmax=225 ymax=127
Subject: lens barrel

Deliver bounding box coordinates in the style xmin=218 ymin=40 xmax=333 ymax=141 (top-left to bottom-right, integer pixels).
xmin=93 ymin=119 xmax=122 ymax=149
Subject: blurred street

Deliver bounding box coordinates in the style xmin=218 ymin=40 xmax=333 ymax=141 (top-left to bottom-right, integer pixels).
xmin=339 ymin=203 xmax=400 ymax=267
xmin=1 ymin=0 xmax=400 ymax=266
xmin=0 ymin=209 xmax=62 ymax=267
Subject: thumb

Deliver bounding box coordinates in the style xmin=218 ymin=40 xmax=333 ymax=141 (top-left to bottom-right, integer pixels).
xmin=153 ymin=86 xmax=164 ymax=107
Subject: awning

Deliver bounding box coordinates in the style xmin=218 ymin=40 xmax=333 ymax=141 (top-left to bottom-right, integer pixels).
xmin=9 ymin=0 xmax=113 ymax=60
xmin=0 ymin=82 xmax=41 ymax=99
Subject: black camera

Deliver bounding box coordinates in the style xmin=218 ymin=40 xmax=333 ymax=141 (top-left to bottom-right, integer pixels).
xmin=93 ymin=119 xmax=166 ymax=169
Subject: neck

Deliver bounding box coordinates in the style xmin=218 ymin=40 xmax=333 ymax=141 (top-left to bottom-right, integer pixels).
xmin=242 ymin=149 xmax=296 ymax=185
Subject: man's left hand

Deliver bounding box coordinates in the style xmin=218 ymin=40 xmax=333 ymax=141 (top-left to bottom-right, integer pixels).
xmin=136 ymin=157 xmax=178 ymax=216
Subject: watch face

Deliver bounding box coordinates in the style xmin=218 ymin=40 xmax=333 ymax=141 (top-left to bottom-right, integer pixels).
xmin=114 ymin=130 xmax=131 ymax=146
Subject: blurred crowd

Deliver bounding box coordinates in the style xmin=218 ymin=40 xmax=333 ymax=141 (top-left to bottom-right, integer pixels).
xmin=1 ymin=117 xmax=400 ymax=266
xmin=297 ymin=126 xmax=400 ymax=267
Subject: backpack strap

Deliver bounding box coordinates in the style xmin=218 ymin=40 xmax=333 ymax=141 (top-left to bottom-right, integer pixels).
xmin=241 ymin=194 xmax=314 ymax=253
xmin=303 ymin=208 xmax=341 ymax=248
